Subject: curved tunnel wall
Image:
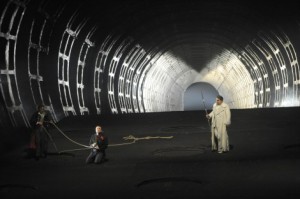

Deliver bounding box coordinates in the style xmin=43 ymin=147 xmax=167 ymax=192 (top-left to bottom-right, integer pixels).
xmin=0 ymin=0 xmax=300 ymax=127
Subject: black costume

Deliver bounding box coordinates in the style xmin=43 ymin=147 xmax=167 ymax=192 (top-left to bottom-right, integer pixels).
xmin=29 ymin=110 xmax=51 ymax=159
xmin=86 ymin=132 xmax=108 ymax=164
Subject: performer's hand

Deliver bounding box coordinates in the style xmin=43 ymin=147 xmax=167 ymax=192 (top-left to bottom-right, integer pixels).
xmin=90 ymin=143 xmax=97 ymax=148
xmin=206 ymin=114 xmax=210 ymax=119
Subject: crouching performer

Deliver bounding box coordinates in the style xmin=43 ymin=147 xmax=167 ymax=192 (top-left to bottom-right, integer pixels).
xmin=86 ymin=125 xmax=108 ymax=164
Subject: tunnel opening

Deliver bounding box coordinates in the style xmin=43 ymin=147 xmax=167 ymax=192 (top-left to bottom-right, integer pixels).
xmin=0 ymin=0 xmax=300 ymax=126
xmin=183 ymin=82 xmax=218 ymax=111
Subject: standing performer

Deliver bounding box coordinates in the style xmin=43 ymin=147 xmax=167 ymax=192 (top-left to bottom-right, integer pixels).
xmin=29 ymin=104 xmax=51 ymax=160
xmin=86 ymin=125 xmax=108 ymax=164
xmin=206 ymin=95 xmax=231 ymax=153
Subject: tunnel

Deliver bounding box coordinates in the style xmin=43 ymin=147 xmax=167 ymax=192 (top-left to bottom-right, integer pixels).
xmin=1 ymin=0 xmax=300 ymax=127
xmin=1 ymin=0 xmax=300 ymax=198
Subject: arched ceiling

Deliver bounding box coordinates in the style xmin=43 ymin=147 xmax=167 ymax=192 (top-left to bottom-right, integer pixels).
xmin=1 ymin=0 xmax=300 ymax=127
xmin=82 ymin=0 xmax=300 ymax=71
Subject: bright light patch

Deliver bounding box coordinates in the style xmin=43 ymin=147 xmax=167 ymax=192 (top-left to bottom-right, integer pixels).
xmin=142 ymin=51 xmax=199 ymax=112
xmin=197 ymin=50 xmax=255 ymax=109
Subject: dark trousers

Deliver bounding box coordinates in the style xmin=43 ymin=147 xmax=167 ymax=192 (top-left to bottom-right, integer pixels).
xmin=86 ymin=150 xmax=105 ymax=164
xmin=35 ymin=126 xmax=49 ymax=157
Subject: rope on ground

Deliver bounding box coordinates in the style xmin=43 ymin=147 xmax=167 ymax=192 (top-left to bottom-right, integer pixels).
xmin=50 ymin=122 xmax=174 ymax=153
xmin=59 ymin=148 xmax=91 ymax=153
xmin=108 ymin=135 xmax=173 ymax=146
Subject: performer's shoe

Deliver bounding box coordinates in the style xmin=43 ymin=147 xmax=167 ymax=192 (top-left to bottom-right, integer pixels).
xmin=218 ymin=151 xmax=223 ymax=154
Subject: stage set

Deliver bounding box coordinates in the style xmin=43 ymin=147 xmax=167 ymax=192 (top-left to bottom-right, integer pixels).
xmin=1 ymin=0 xmax=300 ymax=198
xmin=1 ymin=108 xmax=299 ymax=198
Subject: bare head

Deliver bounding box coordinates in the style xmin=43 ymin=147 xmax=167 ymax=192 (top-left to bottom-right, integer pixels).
xmin=216 ymin=95 xmax=223 ymax=105
xmin=95 ymin=125 xmax=102 ymax=134
xmin=37 ymin=104 xmax=45 ymax=113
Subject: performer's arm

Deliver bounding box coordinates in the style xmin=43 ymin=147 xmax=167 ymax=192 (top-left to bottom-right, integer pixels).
xmin=207 ymin=104 xmax=214 ymax=119
xmin=89 ymin=135 xmax=99 ymax=149
xmin=225 ymin=105 xmax=231 ymax=125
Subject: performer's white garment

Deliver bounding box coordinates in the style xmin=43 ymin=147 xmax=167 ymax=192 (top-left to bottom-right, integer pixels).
xmin=208 ymin=102 xmax=231 ymax=152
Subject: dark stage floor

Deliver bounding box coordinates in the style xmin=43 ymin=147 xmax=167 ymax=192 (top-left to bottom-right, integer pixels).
xmin=1 ymin=108 xmax=300 ymax=199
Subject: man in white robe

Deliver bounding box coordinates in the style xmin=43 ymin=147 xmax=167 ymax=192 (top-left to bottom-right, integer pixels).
xmin=206 ymin=95 xmax=231 ymax=153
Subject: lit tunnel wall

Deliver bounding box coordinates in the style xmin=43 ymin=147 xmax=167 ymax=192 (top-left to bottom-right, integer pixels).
xmin=1 ymin=0 xmax=300 ymax=128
